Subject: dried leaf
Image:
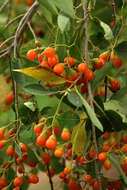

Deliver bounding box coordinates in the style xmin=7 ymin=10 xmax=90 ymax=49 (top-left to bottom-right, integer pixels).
xmin=14 ymin=66 xmax=66 ymax=84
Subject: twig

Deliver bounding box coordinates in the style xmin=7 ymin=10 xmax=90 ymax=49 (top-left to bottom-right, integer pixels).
xmin=6 ymin=0 xmax=12 ymax=24
xmin=47 ymin=165 xmax=54 ymax=190
xmin=14 ymin=0 xmax=39 ymax=57
xmin=28 ymin=22 xmax=36 ymax=41
xmin=0 ymin=36 xmax=15 ymax=49
xmin=5 ymin=14 xmax=24 ymax=28
xmin=37 ymin=11 xmax=55 ymax=38
xmin=84 ymin=1 xmax=102 ymax=190
xmin=0 ymin=0 xmax=10 ymax=14
xmin=112 ymin=0 xmax=116 ymax=25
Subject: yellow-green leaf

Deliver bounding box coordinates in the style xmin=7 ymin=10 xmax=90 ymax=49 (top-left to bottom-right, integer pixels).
xmin=14 ymin=66 xmax=66 ymax=85
xmin=71 ymin=113 xmax=87 ymax=155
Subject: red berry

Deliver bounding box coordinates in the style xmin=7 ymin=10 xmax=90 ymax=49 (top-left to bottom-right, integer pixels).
xmin=59 ymin=172 xmax=66 ymax=179
xmin=27 ymin=49 xmax=38 ymax=60
xmin=54 ymin=126 xmax=61 ymax=135
xmin=48 ymin=56 xmax=59 ymax=67
xmin=13 ymin=187 xmax=20 ymax=190
xmin=0 ymin=140 xmax=5 ymax=149
xmin=94 ymin=58 xmax=105 ymax=70
xmin=36 ymin=135 xmax=46 ymax=147
xmin=41 ymin=153 xmax=51 ymax=164
xmin=68 ymin=182 xmax=81 ymax=190
xmin=110 ymin=80 xmax=120 ymax=92
xmin=46 ymin=169 xmax=54 ymax=177
xmin=85 ymin=70 xmax=94 ymax=80
xmin=122 ymin=144 xmax=127 ymax=153
xmin=114 ymin=58 xmax=122 ymax=68
xmin=77 ymin=63 xmax=88 ymax=73
xmin=104 ymin=159 xmax=111 ymax=170
xmin=45 ymin=136 xmax=57 ymax=150
xmin=64 ymin=56 xmax=75 ymax=67
xmin=53 ymin=64 xmax=64 ymax=74
xmin=25 ymin=0 xmax=33 ymax=7
xmin=61 ymin=128 xmax=71 ymax=141
xmin=84 ymin=174 xmax=92 ymax=183
xmin=43 ymin=47 xmax=55 ymax=57
xmin=89 ymin=149 xmax=95 ymax=159
xmin=34 ymin=125 xmax=42 ymax=134
xmin=13 ymin=177 xmax=23 ymax=186
xmin=0 ymin=178 xmax=7 ymax=189
xmin=28 ymin=174 xmax=39 ymax=184
xmin=6 ymin=92 xmax=14 ymax=104
xmin=0 ymin=129 xmax=5 ymax=139
xmin=99 ymin=53 xmax=107 ymax=61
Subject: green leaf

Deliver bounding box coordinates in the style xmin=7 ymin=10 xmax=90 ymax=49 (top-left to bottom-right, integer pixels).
xmin=57 ymin=111 xmax=80 ymax=129
xmin=24 ymin=102 xmax=36 ymax=112
xmin=27 ymin=148 xmax=39 ymax=163
xmin=15 ymin=142 xmax=22 ymax=159
xmin=92 ymin=61 xmax=114 ymax=91
xmin=81 ymin=0 xmax=86 ymax=7
xmin=75 ymin=88 xmax=103 ymax=132
xmin=57 ymin=13 xmax=70 ymax=33
xmin=12 ymin=58 xmax=26 ymax=87
xmin=109 ymin=154 xmax=127 ymax=185
xmin=41 ymin=106 xmax=56 ymax=117
xmin=52 ymin=156 xmax=65 ymax=174
xmin=24 ymin=84 xmax=59 ymax=96
xmin=99 ymin=20 xmax=114 ymax=40
xmin=39 ymin=0 xmax=58 ymax=14
xmin=115 ymin=41 xmax=127 ymax=58
xmin=67 ymin=91 xmax=83 ymax=107
xmin=41 ymin=6 xmax=53 ymax=24
xmin=54 ymin=0 xmax=74 ymax=18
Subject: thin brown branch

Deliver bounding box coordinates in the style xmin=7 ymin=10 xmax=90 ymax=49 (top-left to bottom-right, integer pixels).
xmin=0 ymin=0 xmax=10 ymax=14
xmin=37 ymin=11 xmax=55 ymax=38
xmin=0 ymin=36 xmax=15 ymax=49
xmin=28 ymin=22 xmax=36 ymax=41
xmin=84 ymin=1 xmax=102 ymax=190
xmin=46 ymin=164 xmax=54 ymax=190
xmin=112 ymin=0 xmax=116 ymax=24
xmin=5 ymin=14 xmax=24 ymax=28
xmin=6 ymin=0 xmax=12 ymax=24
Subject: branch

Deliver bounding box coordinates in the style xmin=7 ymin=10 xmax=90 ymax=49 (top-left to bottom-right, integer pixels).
xmin=84 ymin=1 xmax=102 ymax=190
xmin=0 ymin=36 xmax=15 ymax=49
xmin=28 ymin=22 xmax=36 ymax=41
xmin=46 ymin=164 xmax=54 ymax=190
xmin=5 ymin=14 xmax=24 ymax=28
xmin=0 ymin=0 xmax=10 ymax=14
xmin=112 ymin=0 xmax=116 ymax=24
xmin=37 ymin=11 xmax=55 ymax=38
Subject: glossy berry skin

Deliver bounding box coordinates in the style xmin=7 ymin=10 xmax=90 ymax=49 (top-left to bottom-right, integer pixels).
xmin=94 ymin=58 xmax=105 ymax=70
xmin=110 ymin=80 xmax=120 ymax=92
xmin=0 ymin=129 xmax=5 ymax=139
xmin=29 ymin=174 xmax=39 ymax=184
xmin=54 ymin=148 xmax=64 ymax=157
xmin=45 ymin=136 xmax=57 ymax=150
xmin=13 ymin=177 xmax=23 ymax=186
xmin=99 ymin=53 xmax=107 ymax=61
xmin=6 ymin=145 xmax=14 ymax=156
xmin=114 ymin=58 xmax=122 ymax=68
xmin=77 ymin=63 xmax=88 ymax=73
xmin=85 ymin=70 xmax=94 ymax=80
xmin=36 ymin=136 xmax=46 ymax=147
xmin=43 ymin=47 xmax=55 ymax=57
xmin=40 ymin=60 xmax=50 ymax=68
xmin=0 ymin=141 xmax=5 ymax=149
xmin=68 ymin=182 xmax=81 ymax=190
xmin=98 ymin=152 xmax=107 ymax=163
xmin=64 ymin=167 xmax=71 ymax=175
xmin=84 ymin=174 xmax=92 ymax=182
xmin=27 ymin=49 xmax=38 ymax=60
xmin=48 ymin=56 xmax=59 ymax=67
xmin=0 ymin=178 xmax=7 ymax=189
xmin=20 ymin=143 xmax=28 ymax=152
xmin=104 ymin=159 xmax=111 ymax=170
xmin=6 ymin=92 xmax=14 ymax=104
xmin=54 ymin=126 xmax=61 ymax=135
xmin=64 ymin=56 xmax=75 ymax=67
xmin=34 ymin=125 xmax=42 ymax=134
xmin=61 ymin=129 xmax=71 ymax=141
xmin=53 ymin=64 xmax=64 ymax=74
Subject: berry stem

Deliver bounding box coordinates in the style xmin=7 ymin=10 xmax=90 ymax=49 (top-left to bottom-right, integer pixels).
xmin=84 ymin=1 xmax=102 ymax=190
xmin=112 ymin=0 xmax=116 ymax=25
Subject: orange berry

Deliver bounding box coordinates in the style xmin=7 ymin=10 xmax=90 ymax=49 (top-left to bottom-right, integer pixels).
xmin=25 ymin=0 xmax=33 ymax=7
xmin=64 ymin=167 xmax=71 ymax=175
xmin=43 ymin=47 xmax=55 ymax=57
xmin=13 ymin=177 xmax=23 ymax=186
xmin=85 ymin=69 xmax=94 ymax=80
xmin=94 ymin=58 xmax=105 ymax=70
xmin=99 ymin=52 xmax=108 ymax=61
xmin=45 ymin=135 xmax=57 ymax=150
xmin=34 ymin=41 xmax=41 ymax=47
xmin=13 ymin=187 xmax=20 ymax=190
xmin=26 ymin=49 xmax=38 ymax=60
xmin=0 ymin=140 xmax=5 ymax=149
xmin=64 ymin=56 xmax=75 ymax=67
xmin=98 ymin=152 xmax=107 ymax=163
xmin=0 ymin=129 xmax=5 ymax=139
xmin=40 ymin=60 xmax=50 ymax=68
xmin=36 ymin=135 xmax=46 ymax=147
xmin=102 ymin=144 xmax=110 ymax=152
xmin=6 ymin=92 xmax=14 ymax=104
xmin=84 ymin=174 xmax=92 ymax=183
xmin=54 ymin=147 xmax=64 ymax=157
xmin=48 ymin=56 xmax=59 ymax=67
xmin=6 ymin=145 xmax=14 ymax=156
xmin=41 ymin=153 xmax=51 ymax=164
xmin=110 ymin=53 xmax=116 ymax=61
xmin=20 ymin=143 xmax=28 ymax=152
xmin=34 ymin=125 xmax=42 ymax=134
xmin=38 ymin=53 xmax=44 ymax=64
xmin=89 ymin=149 xmax=95 ymax=159
xmin=122 ymin=144 xmax=127 ymax=153
xmin=53 ymin=64 xmax=64 ymax=74
xmin=77 ymin=63 xmax=88 ymax=73
xmin=61 ymin=128 xmax=71 ymax=141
